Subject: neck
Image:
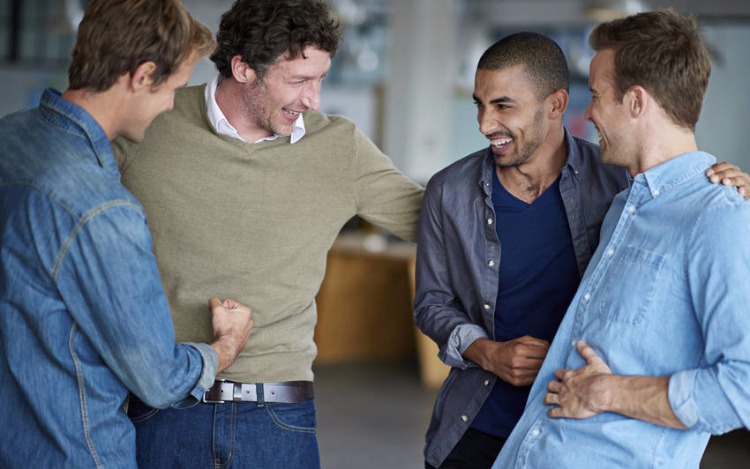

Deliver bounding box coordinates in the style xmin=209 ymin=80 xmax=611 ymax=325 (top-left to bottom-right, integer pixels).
xmin=62 ymin=85 xmax=127 ymax=141
xmin=496 ymin=125 xmax=567 ymax=203
xmin=630 ymin=125 xmax=697 ymax=177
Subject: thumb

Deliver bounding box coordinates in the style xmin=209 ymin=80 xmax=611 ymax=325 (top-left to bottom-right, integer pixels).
xmin=576 ymin=340 xmax=599 ymax=364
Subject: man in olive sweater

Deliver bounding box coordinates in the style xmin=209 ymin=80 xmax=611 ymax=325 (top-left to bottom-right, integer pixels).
xmin=113 ymin=1 xmax=422 ymax=467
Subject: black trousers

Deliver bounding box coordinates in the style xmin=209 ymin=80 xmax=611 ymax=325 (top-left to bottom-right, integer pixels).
xmin=425 ymin=426 xmax=507 ymax=469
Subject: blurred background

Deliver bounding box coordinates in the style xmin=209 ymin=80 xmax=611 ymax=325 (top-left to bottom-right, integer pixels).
xmin=2 ymin=0 xmax=750 ymax=183
xmin=2 ymin=1 xmax=749 ymax=467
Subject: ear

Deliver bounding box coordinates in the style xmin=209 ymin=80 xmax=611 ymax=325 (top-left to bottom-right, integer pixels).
xmin=128 ymin=61 xmax=157 ymax=92
xmin=547 ymin=89 xmax=569 ymax=118
xmin=230 ymin=55 xmax=257 ymax=84
xmin=625 ymin=85 xmax=647 ymax=118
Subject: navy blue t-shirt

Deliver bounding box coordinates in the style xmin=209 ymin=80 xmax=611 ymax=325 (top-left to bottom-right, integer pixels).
xmin=471 ymin=171 xmax=580 ymax=438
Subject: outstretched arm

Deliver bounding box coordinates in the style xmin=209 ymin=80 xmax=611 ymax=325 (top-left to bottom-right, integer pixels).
xmin=544 ymin=341 xmax=686 ymax=429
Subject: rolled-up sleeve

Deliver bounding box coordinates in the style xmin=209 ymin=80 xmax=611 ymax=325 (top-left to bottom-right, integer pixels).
xmin=671 ymin=199 xmax=750 ymax=433
xmin=414 ymin=175 xmax=487 ymax=369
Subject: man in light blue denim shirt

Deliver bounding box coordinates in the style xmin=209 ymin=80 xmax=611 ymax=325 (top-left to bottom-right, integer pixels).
xmin=0 ymin=1 xmax=252 ymax=468
xmin=495 ymin=10 xmax=750 ymax=468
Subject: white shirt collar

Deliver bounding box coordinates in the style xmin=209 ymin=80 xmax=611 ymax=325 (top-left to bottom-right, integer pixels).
xmin=204 ymin=74 xmax=305 ymax=144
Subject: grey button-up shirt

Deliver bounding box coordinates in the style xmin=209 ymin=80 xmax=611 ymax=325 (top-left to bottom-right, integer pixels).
xmin=414 ymin=130 xmax=629 ymax=467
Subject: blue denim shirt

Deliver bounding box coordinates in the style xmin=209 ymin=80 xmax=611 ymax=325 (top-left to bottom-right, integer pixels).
xmin=0 ymin=89 xmax=218 ymax=468
xmin=414 ymin=130 xmax=629 ymax=466
xmin=494 ymin=152 xmax=750 ymax=469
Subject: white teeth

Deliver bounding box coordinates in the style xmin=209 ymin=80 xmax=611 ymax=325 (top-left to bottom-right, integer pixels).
xmin=491 ymin=138 xmax=512 ymax=147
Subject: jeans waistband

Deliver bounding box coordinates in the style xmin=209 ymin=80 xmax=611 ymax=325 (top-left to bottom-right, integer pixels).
xmin=202 ymin=380 xmax=314 ymax=404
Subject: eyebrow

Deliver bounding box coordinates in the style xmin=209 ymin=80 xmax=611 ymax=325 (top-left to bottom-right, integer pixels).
xmin=472 ymin=94 xmax=516 ymax=105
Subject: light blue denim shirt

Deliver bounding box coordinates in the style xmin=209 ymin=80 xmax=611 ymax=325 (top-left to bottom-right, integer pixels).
xmin=494 ymin=152 xmax=750 ymax=469
xmin=0 ymin=89 xmax=218 ymax=468
xmin=414 ymin=131 xmax=630 ymax=466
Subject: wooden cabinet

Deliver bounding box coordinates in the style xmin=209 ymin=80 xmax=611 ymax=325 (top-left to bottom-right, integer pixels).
xmin=315 ymin=233 xmax=449 ymax=388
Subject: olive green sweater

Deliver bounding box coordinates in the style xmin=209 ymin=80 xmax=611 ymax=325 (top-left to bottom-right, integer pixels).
xmin=114 ymin=85 xmax=423 ymax=382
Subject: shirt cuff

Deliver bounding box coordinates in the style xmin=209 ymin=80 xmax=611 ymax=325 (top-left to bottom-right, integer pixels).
xmin=668 ymin=369 xmax=699 ymax=428
xmin=669 ymin=367 xmax=739 ymax=433
xmin=440 ymin=324 xmax=488 ymax=369
xmin=170 ymin=342 xmax=218 ymax=409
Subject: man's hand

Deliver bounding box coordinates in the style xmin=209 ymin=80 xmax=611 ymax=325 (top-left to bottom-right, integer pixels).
xmin=208 ymin=297 xmax=253 ymax=373
xmin=707 ymin=162 xmax=750 ymax=197
xmin=465 ymin=336 xmax=549 ymax=386
xmin=545 ymin=341 xmax=612 ymax=419
xmin=545 ymin=341 xmax=686 ymax=428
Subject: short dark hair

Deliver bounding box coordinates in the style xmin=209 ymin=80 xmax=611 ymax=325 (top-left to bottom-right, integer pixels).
xmin=589 ymin=9 xmax=711 ymax=131
xmin=477 ymin=32 xmax=570 ymax=99
xmin=68 ymin=0 xmax=215 ymax=92
xmin=211 ymin=0 xmax=342 ymax=79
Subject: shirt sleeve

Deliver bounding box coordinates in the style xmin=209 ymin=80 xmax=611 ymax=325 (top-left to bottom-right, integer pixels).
xmin=668 ymin=195 xmax=750 ymax=433
xmin=351 ymin=128 xmax=424 ymax=242
xmin=413 ymin=177 xmax=488 ymax=368
xmin=54 ymin=201 xmax=217 ymax=408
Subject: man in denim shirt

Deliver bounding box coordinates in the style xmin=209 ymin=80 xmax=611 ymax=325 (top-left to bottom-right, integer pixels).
xmin=415 ymin=32 xmax=749 ymax=469
xmin=494 ymin=10 xmax=750 ymax=468
xmin=0 ymin=1 xmax=252 ymax=468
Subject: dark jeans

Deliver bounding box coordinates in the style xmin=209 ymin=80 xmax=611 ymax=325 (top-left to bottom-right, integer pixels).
xmin=426 ymin=427 xmax=507 ymax=469
xmin=128 ymin=395 xmax=319 ymax=468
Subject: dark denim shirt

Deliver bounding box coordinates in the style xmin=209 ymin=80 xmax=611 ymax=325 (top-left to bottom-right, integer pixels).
xmin=414 ymin=130 xmax=630 ymax=467
xmin=0 ymin=89 xmax=217 ymax=468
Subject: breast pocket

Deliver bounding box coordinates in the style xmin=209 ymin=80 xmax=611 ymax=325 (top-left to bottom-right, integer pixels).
xmin=598 ymin=246 xmax=665 ymax=326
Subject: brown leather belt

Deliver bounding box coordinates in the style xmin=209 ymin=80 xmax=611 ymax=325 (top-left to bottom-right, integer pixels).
xmin=202 ymin=380 xmax=313 ymax=404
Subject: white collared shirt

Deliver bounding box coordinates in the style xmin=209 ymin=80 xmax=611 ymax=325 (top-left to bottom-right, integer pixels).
xmin=204 ymin=74 xmax=306 ymax=144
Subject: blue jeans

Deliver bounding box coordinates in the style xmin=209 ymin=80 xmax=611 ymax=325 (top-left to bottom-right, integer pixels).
xmin=128 ymin=395 xmax=320 ymax=468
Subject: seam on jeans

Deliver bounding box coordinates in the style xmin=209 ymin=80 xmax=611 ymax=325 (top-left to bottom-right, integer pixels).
xmin=211 ymin=405 xmax=236 ymax=469
xmin=70 ymin=323 xmax=104 ymax=469
xmin=265 ymin=403 xmax=316 ymax=434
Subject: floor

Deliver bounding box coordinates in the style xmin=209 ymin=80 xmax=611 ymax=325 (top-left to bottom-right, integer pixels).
xmin=314 ymin=360 xmax=750 ymax=469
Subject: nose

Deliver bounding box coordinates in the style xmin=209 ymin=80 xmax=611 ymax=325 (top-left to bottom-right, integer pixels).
xmin=301 ymin=80 xmax=322 ymax=111
xmin=584 ymin=100 xmax=592 ymax=122
xmin=477 ymin=107 xmax=495 ymax=137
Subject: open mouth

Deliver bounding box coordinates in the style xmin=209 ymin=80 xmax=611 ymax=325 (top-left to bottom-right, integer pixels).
xmin=489 ymin=136 xmax=513 ymax=152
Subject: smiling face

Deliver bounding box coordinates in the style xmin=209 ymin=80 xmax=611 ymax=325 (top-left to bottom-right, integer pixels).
xmin=585 ymin=48 xmax=634 ymax=169
xmin=240 ymin=46 xmax=331 ymax=138
xmin=474 ymin=65 xmax=548 ymax=169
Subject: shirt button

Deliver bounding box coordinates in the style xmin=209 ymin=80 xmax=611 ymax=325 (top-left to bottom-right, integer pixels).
xmin=583 ymin=293 xmax=591 ymax=301
xmin=627 ymin=204 xmax=636 ymax=213
xmin=483 ymin=303 xmax=491 ymax=310
xmin=484 ymin=379 xmax=491 ymax=386
xmin=531 ymin=428 xmax=541 ymax=437
xmin=487 ymin=218 xmax=493 ymax=225
xmin=571 ymin=340 xmax=577 ymax=347
xmin=606 ymin=248 xmax=615 ymax=257
xmin=488 ymin=260 xmax=495 ymax=267
xmin=652 ymin=189 xmax=661 ymax=197
xmin=461 ymin=415 xmax=468 ymax=422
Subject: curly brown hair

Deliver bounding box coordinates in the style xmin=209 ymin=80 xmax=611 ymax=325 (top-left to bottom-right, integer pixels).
xmin=211 ymin=0 xmax=342 ymax=79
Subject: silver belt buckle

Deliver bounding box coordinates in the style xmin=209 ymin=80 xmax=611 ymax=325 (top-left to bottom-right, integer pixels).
xmin=202 ymin=379 xmax=233 ymax=403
